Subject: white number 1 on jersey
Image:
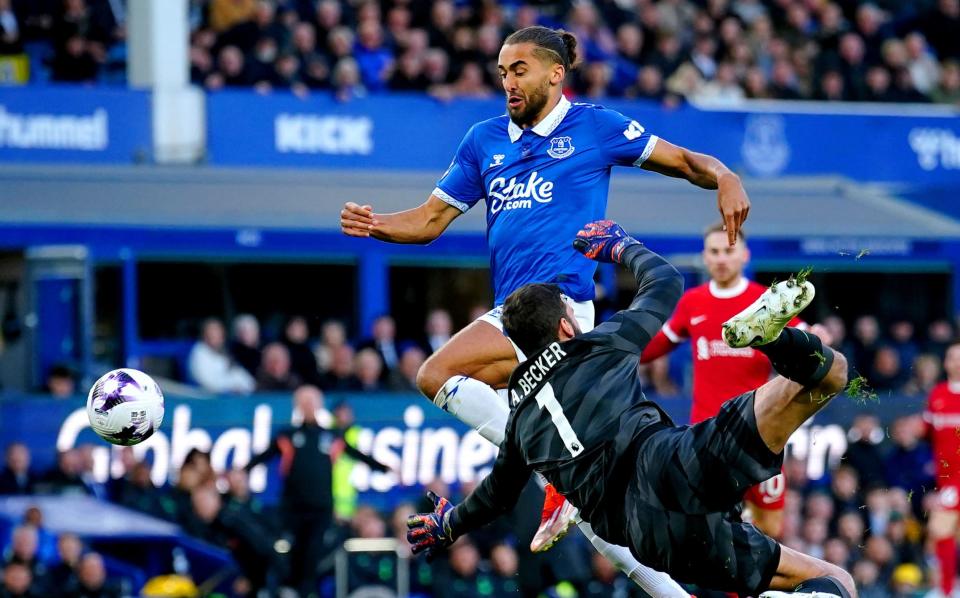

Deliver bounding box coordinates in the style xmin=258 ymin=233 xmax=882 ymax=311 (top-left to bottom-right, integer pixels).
xmin=534 ymin=383 xmax=584 ymax=457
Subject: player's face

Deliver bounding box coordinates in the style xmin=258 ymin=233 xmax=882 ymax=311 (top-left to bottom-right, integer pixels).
xmin=702 ymin=231 xmax=749 ymax=285
xmin=945 ymin=345 xmax=960 ymax=380
xmin=498 ymin=43 xmax=563 ymax=127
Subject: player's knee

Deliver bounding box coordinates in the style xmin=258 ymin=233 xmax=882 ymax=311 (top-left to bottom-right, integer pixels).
xmin=416 ymin=357 xmax=448 ymax=400
xmin=831 ymin=568 xmax=857 ymax=598
xmin=821 ymin=351 xmax=848 ymax=396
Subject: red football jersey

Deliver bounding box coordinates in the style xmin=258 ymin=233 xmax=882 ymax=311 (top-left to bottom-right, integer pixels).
xmin=925 ymin=382 xmax=960 ymax=487
xmin=654 ymin=279 xmax=803 ymax=424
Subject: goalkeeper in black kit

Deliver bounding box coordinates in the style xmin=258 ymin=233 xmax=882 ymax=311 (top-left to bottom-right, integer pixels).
xmin=407 ymin=220 xmax=857 ymax=598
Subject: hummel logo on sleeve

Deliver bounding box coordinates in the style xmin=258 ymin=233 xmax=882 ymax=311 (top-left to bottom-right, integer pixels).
xmin=623 ymin=121 xmax=645 ymax=141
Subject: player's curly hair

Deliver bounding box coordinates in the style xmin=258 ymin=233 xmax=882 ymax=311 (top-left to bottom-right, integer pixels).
xmin=504 ymin=26 xmax=581 ymax=72
xmin=502 ymin=283 xmax=574 ymax=356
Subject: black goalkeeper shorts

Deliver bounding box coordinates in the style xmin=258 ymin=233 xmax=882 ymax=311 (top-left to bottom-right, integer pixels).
xmin=624 ymin=391 xmax=784 ymax=596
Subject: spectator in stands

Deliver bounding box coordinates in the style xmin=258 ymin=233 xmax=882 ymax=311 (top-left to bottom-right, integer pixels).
xmin=319 ymin=344 xmax=358 ymax=391
xmin=281 ymin=316 xmax=321 ymax=387
xmin=256 ymin=342 xmax=302 ymax=392
xmin=115 ymin=461 xmax=172 ymax=520
xmin=184 ymin=448 xmax=216 ymax=487
xmin=171 ymin=461 xmax=206 ymax=527
xmin=830 ymin=464 xmax=862 ymax=516
xmin=388 ymin=346 xmax=424 ymax=392
xmin=852 ymin=315 xmax=882 ymax=376
xmin=359 ymin=315 xmax=399 ymax=373
xmin=842 ymin=414 xmax=889 ymax=490
xmin=72 ymin=552 xmax=121 ymax=598
xmin=0 ymin=443 xmax=35 ymax=495
xmin=49 ymin=533 xmax=82 ymax=592
xmin=889 ymin=320 xmax=919 ymax=370
xmin=0 ymin=562 xmax=32 ymax=598
xmin=19 ymin=508 xmax=54 ymax=565
xmin=230 ymin=314 xmax=262 ymax=378
xmin=315 ymin=319 xmax=346 ymax=374
xmin=870 ymin=346 xmax=906 ymax=392
xmin=49 ymin=34 xmax=99 ymax=82
xmin=191 ymin=486 xmax=281 ymax=595
xmin=44 ymin=364 xmax=75 ymax=398
xmin=210 ymin=0 xmax=256 ymax=34
xmin=332 ymin=55 xmax=366 ymax=101
xmin=903 ymin=353 xmax=942 ymax=396
xmin=353 ymin=20 xmax=392 ymax=93
xmin=188 ymin=317 xmax=255 ymax=394
xmin=389 ymin=50 xmax=429 ymax=91
xmin=422 ymin=309 xmax=452 ymax=355
xmin=904 ymin=33 xmax=939 ymax=95
xmin=444 ymin=61 xmax=494 ymax=99
xmin=76 ymin=445 xmax=106 ymax=500
xmin=37 ymin=449 xmax=88 ymax=496
xmin=189 ymin=42 xmax=214 ymax=85
xmin=0 ymin=0 xmax=21 ymax=55
xmin=222 ymin=468 xmax=263 ymax=519
xmin=436 ymin=538 xmax=482 ymax=598
xmin=488 ymin=543 xmax=520 ymax=596
xmin=210 ymin=44 xmax=254 ymax=88
xmin=933 ymin=60 xmax=960 ymax=104
xmin=890 ymin=563 xmax=924 ymax=598
xmin=884 ymin=415 xmax=934 ymax=507
xmin=247 ymin=385 xmax=388 ymax=597
xmin=354 ymin=348 xmax=384 ymax=392
xmin=694 ymin=60 xmax=744 ymax=104
xmin=3 ymin=526 xmax=47 ymax=592
xmin=925 ymin=319 xmax=955 ymax=360
xmin=921 ymin=0 xmax=960 ymax=61
xmin=423 ymin=48 xmax=451 ymax=89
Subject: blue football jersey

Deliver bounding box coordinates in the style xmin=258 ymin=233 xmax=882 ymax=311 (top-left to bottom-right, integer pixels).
xmin=434 ymin=97 xmax=658 ymax=304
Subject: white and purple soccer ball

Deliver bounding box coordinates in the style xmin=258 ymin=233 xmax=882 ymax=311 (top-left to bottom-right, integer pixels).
xmin=86 ymin=368 xmax=164 ymax=446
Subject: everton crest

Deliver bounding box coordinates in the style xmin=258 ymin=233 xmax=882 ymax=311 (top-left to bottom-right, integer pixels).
xmin=547 ymin=136 xmax=575 ymax=159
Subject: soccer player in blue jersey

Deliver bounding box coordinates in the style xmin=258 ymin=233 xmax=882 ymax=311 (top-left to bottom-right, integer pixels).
xmin=341 ymin=26 xmax=749 ymax=596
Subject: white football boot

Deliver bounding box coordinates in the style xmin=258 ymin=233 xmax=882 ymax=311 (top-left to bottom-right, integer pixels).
xmin=722 ymin=278 xmax=815 ymax=348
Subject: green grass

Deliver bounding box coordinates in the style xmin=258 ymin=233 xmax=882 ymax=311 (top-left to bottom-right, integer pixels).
xmin=846 ymin=375 xmax=879 ymax=404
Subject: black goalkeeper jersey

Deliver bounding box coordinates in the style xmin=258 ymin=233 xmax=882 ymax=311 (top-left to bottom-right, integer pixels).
xmin=450 ymin=244 xmax=683 ymax=544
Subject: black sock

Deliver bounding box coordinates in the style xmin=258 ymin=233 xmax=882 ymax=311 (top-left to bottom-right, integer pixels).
xmin=754 ymin=327 xmax=834 ymax=387
xmin=794 ymin=575 xmax=851 ymax=598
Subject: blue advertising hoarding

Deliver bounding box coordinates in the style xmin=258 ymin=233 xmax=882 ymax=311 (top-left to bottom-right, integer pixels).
xmin=206 ymin=90 xmax=960 ymax=185
xmin=0 ymin=391 xmax=927 ymax=510
xmin=0 ymin=86 xmax=151 ymax=163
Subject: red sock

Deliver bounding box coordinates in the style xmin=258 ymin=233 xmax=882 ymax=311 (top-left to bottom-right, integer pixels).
xmin=938 ymin=537 xmax=957 ymax=596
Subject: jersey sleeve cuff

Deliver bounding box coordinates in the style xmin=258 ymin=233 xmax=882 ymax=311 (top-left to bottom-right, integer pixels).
xmin=632 ymin=135 xmax=659 ymax=168
xmin=433 ymin=187 xmax=471 ymax=213
xmin=661 ymin=322 xmax=685 ymax=343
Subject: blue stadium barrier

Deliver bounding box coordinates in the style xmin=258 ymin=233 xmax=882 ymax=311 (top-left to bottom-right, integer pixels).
xmin=205 ymin=89 xmax=960 ymax=185
xmin=0 ymin=84 xmax=957 ymax=189
xmin=0 ymin=85 xmax=151 ymax=163
xmin=0 ymin=391 xmax=926 ymax=509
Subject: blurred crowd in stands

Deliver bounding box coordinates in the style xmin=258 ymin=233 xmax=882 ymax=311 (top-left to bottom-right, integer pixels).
xmin=2 ymin=0 xmax=959 ymax=105
xmin=154 ymin=308 xmax=955 ymax=400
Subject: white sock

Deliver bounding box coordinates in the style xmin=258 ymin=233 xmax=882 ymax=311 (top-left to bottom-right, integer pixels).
xmin=577 ymin=520 xmax=688 ymax=598
xmin=433 ymin=375 xmax=509 ymax=446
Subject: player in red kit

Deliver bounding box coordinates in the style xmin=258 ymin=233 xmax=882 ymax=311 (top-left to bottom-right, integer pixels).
xmin=638 ymin=222 xmax=822 ymax=538
xmin=925 ymin=341 xmax=960 ymax=598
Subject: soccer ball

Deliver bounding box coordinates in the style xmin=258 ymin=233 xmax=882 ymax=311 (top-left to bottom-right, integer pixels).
xmin=86 ymin=368 xmax=165 ymax=446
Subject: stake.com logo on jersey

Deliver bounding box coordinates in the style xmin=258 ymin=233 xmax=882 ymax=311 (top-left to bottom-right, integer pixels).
xmin=488 ymin=171 xmax=554 ymax=213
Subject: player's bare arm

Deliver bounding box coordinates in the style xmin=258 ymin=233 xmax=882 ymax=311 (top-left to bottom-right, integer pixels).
xmin=340 ymin=195 xmax=462 ymax=244
xmin=641 ymin=138 xmax=750 ymax=246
